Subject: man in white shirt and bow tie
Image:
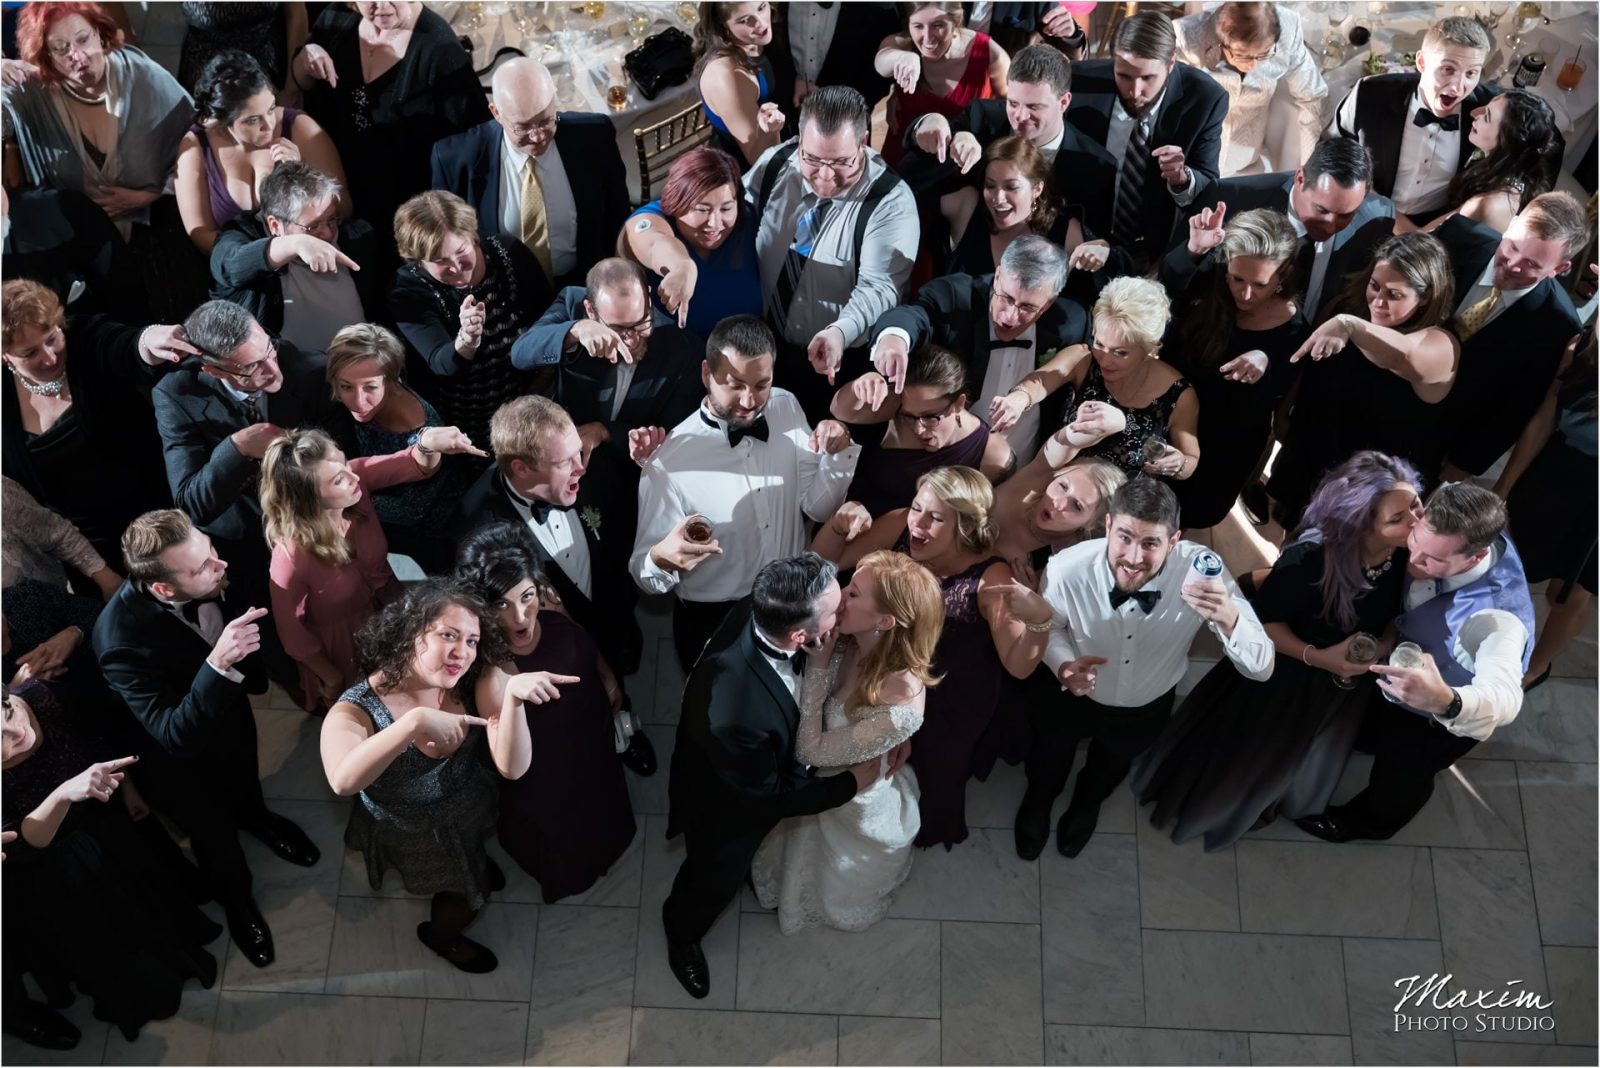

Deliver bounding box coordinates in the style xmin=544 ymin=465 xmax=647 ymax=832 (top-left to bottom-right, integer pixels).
xmin=630 ymin=315 xmax=861 ymax=672
xmin=1018 ymin=479 xmax=1273 ymax=859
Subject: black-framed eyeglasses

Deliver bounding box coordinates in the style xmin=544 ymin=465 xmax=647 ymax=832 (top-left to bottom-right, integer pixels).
xmin=893 ymin=396 xmax=959 ymax=429
xmin=213 ymin=339 xmax=280 ymax=385
xmin=597 ymin=314 xmax=654 ymax=343
xmin=798 ymin=147 xmax=865 ymax=177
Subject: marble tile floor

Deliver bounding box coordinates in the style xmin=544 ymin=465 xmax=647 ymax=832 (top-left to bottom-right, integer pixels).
xmin=7 ymin=590 xmax=1595 ymax=1066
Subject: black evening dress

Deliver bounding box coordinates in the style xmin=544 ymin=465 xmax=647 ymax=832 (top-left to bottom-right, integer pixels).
xmin=178 ymin=3 xmax=288 ymax=92
xmin=847 ymin=421 xmax=993 ymax=518
xmin=1509 ymin=378 xmax=1598 ymax=594
xmin=1130 ymin=539 xmax=1405 ymax=851
xmin=1058 ymin=360 xmax=1192 ymax=479
xmin=498 ymin=611 xmax=636 ymax=902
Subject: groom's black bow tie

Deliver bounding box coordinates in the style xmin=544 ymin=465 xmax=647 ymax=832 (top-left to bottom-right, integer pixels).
xmin=1412 ymin=108 xmax=1459 ymax=131
xmin=988 ymin=335 xmax=1033 ymax=351
xmin=1109 ymin=587 xmax=1161 ymax=613
xmin=754 ymin=633 xmax=807 ymax=673
xmin=702 ymin=410 xmax=769 ymax=447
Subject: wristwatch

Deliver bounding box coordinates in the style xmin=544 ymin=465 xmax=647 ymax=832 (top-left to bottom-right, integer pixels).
xmin=1438 ymin=688 xmax=1463 ymax=720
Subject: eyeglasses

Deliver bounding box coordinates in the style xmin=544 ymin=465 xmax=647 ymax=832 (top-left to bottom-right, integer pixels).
xmin=992 ymin=288 xmax=1043 ymax=318
xmin=597 ymin=314 xmax=654 ymax=343
xmin=213 ymin=340 xmax=280 ymax=385
xmin=798 ymin=147 xmax=864 ymax=177
xmin=46 ymin=30 xmax=97 ymax=58
xmin=893 ymin=397 xmax=958 ymax=429
xmin=509 ymin=115 xmax=559 ymax=139
xmin=1220 ymin=41 xmax=1278 ymax=64
xmin=283 ymin=212 xmax=338 ymax=239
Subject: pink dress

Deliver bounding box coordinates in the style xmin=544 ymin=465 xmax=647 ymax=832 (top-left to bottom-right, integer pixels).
xmin=269 ymin=449 xmax=427 ymax=712
xmin=883 ymin=31 xmax=996 ymax=167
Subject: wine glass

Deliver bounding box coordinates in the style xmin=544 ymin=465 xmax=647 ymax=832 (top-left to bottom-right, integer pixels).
xmin=628 ymin=9 xmax=651 ymax=39
xmin=460 ymin=1 xmax=486 ymax=30
xmin=677 ymin=1 xmax=698 ymax=25
xmin=1333 ymin=632 xmax=1380 ymax=690
xmin=1506 ymin=1 xmax=1543 ymax=57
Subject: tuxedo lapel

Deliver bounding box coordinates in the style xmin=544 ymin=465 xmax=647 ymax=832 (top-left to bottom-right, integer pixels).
xmin=480 ymin=124 xmax=504 ymax=233
xmin=738 ymin=624 xmax=801 ymax=737
xmin=967 ymin=279 xmax=994 ymax=387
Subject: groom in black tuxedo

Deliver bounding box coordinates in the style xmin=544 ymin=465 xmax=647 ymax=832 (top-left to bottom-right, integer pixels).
xmin=662 ymin=553 xmax=903 ymax=997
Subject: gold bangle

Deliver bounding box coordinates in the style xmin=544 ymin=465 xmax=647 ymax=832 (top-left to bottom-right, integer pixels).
xmin=1008 ymin=386 xmax=1033 ymax=411
xmin=1023 ymin=617 xmax=1054 ymax=633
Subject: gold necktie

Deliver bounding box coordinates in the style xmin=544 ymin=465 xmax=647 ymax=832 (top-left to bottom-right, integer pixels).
xmin=1455 ymin=287 xmax=1502 ymax=342
xmin=519 ymin=157 xmax=554 ymax=282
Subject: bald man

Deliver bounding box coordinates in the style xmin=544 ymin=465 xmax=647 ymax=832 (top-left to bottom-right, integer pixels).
xmin=430 ymin=57 xmax=630 ymax=288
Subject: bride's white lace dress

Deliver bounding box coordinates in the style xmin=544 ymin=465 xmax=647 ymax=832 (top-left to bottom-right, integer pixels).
xmin=751 ymin=643 xmax=923 ymax=933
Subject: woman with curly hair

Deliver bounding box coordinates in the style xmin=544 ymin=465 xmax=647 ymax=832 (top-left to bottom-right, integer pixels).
xmin=1133 ymin=450 xmax=1423 ymax=850
xmin=694 ymin=1 xmax=786 ymax=168
xmin=320 ymin=577 xmax=571 ymax=973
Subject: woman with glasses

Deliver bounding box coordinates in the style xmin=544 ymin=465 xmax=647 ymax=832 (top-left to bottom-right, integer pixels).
xmin=621 ymin=146 xmax=762 ymax=339
xmin=0 ymin=279 xmax=195 ymax=566
xmin=389 ymin=190 xmax=553 ymax=451
xmin=831 ymin=345 xmax=1015 ymax=516
xmin=175 ymin=49 xmax=349 ymax=254
xmin=875 ymin=2 xmax=1009 ymax=167
xmin=693 ymin=1 xmax=787 ymax=169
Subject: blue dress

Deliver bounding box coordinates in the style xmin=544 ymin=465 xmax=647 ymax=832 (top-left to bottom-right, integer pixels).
xmin=701 ymin=54 xmax=774 ymax=166
xmin=631 ymin=201 xmax=763 ymax=340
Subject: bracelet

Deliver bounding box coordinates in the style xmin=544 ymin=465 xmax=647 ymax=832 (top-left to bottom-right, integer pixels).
xmin=1008 ymin=386 xmax=1033 ymax=411
xmin=1302 ymin=645 xmax=1314 ymax=665
xmin=1022 ymin=617 xmax=1054 ymax=633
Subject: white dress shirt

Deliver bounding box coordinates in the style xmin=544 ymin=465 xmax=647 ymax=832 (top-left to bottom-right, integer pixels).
xmin=631 ymin=389 xmax=861 ymax=601
xmin=610 ymin=360 xmax=640 ymax=420
xmin=874 ymin=322 xmax=1042 ymax=461
xmin=1401 ymin=546 xmax=1528 ymax=741
xmin=1453 ymin=259 xmax=1538 ymax=326
xmin=499 ymin=133 xmax=579 ymax=278
xmin=788 ymin=2 xmax=843 ymax=83
xmin=1107 ymin=91 xmax=1199 ymax=208
xmin=753 ymin=622 xmax=803 ymax=705
xmin=1040 ymin=538 xmax=1274 ymax=707
xmin=1333 ymin=86 xmax=1458 ymax=216
xmin=503 ymin=479 xmax=594 ymax=600
xmin=162 ymin=597 xmax=244 ymax=682
xmin=1036 ymin=124 xmax=1065 ymax=166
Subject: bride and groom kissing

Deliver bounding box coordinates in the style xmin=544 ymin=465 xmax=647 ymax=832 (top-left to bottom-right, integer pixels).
xmin=660 ymin=551 xmax=944 ymax=998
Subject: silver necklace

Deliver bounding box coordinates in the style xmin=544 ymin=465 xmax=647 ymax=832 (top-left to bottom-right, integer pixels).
xmin=12 ymin=372 xmax=66 ymax=398
xmin=1362 ymin=554 xmax=1394 ymax=582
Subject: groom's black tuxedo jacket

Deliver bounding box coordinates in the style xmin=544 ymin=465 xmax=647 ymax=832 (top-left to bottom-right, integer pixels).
xmin=666 ymin=602 xmax=856 ymax=840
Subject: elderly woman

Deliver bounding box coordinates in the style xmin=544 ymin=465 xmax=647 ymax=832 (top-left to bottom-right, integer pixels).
xmin=875 ymin=2 xmax=1008 ymax=167
xmin=944 ymin=135 xmax=1091 ymax=278
xmin=326 ymin=323 xmax=471 ymax=574
xmin=292 ymin=1 xmax=489 ymax=261
xmin=621 ymin=146 xmax=762 ymax=337
xmin=262 ymin=424 xmax=483 ymax=713
xmin=694 ymin=2 xmax=786 ymax=169
xmin=1266 ymin=233 xmax=1460 ymax=529
xmin=996 ymin=275 xmax=1201 ymax=482
xmin=2 ymin=2 xmax=201 ymax=318
xmin=0 ymin=280 xmax=195 ymax=565
xmin=390 ymin=191 xmax=552 ymax=449
xmin=176 ymin=49 xmax=348 ymax=254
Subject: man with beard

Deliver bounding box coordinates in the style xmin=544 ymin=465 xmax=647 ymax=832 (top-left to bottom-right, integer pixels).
xmin=629 ymin=315 xmax=861 ymax=672
xmin=1017 ymin=479 xmax=1272 ymax=859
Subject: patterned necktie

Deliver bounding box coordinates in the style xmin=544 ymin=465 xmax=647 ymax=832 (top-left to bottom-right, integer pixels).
xmin=239 ymin=391 xmax=262 ymax=424
xmin=771 ymin=197 xmax=832 ymax=336
xmin=1456 ymin=287 xmax=1502 ymax=342
xmin=520 ymin=157 xmax=554 ymax=282
xmin=1111 ymin=116 xmax=1149 ymax=247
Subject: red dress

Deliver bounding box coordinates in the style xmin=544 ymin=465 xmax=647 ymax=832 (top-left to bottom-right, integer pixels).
xmin=882 ymin=31 xmax=997 ymax=167
xmin=269 ymin=449 xmax=427 ymax=712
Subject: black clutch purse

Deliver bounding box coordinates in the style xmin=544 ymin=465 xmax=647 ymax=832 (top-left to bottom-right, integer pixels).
xmin=623 ymin=26 xmax=695 ymax=100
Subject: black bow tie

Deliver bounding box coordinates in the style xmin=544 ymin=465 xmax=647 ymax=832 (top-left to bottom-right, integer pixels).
xmin=754 ymin=633 xmax=807 ymax=673
xmin=1412 ymin=108 xmax=1460 ymax=132
xmin=988 ymin=336 xmax=1034 ymax=352
xmin=1109 ymin=587 xmax=1160 ymax=613
xmin=528 ymin=498 xmax=571 ymax=525
xmin=703 ymin=410 xmax=769 ymax=447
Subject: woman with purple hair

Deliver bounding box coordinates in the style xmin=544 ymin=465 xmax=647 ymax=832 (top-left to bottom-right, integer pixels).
xmin=1131 ymin=451 xmax=1424 ymax=851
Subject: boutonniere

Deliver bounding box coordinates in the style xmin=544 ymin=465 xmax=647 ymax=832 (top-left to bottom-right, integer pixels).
xmin=581 ymin=505 xmax=603 ymax=540
xmin=1035 ymin=346 xmax=1059 ymax=369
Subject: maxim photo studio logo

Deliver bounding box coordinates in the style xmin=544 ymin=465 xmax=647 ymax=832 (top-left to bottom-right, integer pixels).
xmin=1392 ymin=974 xmax=1555 ymax=1034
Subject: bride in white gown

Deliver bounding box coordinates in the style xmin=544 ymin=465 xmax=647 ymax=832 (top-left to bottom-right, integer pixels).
xmin=753 ymin=551 xmax=945 ymax=933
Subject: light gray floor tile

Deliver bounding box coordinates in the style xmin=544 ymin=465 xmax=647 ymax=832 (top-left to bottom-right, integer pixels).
xmin=1454 ymin=1041 xmax=1600 ymax=1065
xmin=837 ymin=1016 xmax=941 ymax=1066
xmin=1045 ymin=1024 xmax=1250 ymax=1065
xmin=103 ymin=987 xmax=219 ymax=1066
xmin=736 ymin=914 xmax=940 ymax=1018
xmin=324 ymin=895 xmax=539 ymax=1002
xmin=941 ymin=921 xmax=1044 ymax=1065
xmin=886 ymin=827 xmax=1040 ymax=923
xmin=632 ymin=815 xmax=742 ymax=1010
xmin=221 ymin=799 xmax=346 ymax=993
xmin=1249 ymin=1032 xmax=1353 ymax=1065
xmin=629 ymin=1007 xmax=838 ymax=1065
xmin=1476 ymin=678 xmax=1598 ymax=764
xmin=1432 ymin=848 xmax=1552 ymax=1044
xmin=625 ymin=723 xmax=676 ymax=817
xmin=254 ymin=702 xmax=338 ymax=802
xmin=525 ymin=905 xmax=636 ymax=1066
xmin=1236 ymin=840 xmax=1439 ymax=939
xmin=1543 ymin=947 xmax=1597 ymax=1047
xmin=964 ymin=755 xmax=1136 ymax=835
xmin=210 ymin=990 xmax=426 ymax=1064
xmin=1040 ymin=833 xmax=1142 ymax=1027
xmin=419 ymin=999 xmax=528 ymax=1066
xmin=1518 ymin=761 xmax=1598 ymax=946
xmin=1136 ymin=805 xmax=1239 ymax=931
xmin=1142 ymin=929 xmax=1347 ymax=1034
xmin=1341 ymin=937 xmax=1453 ymax=1066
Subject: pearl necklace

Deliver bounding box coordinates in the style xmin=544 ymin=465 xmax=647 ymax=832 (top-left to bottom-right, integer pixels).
xmin=61 ymin=81 xmax=108 ymax=106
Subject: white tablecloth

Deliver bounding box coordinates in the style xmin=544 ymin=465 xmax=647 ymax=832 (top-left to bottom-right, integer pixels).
xmin=433 ymin=1 xmax=703 ymax=201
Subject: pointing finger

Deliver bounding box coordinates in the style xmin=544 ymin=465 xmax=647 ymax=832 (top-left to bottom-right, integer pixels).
xmin=459 ymin=715 xmax=491 ymax=727
xmin=238 ymin=606 xmax=270 ymax=624
xmin=104 ymin=755 xmax=141 ymax=771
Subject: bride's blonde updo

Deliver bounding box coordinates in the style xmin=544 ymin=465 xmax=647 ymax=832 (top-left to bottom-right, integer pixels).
xmin=847 ymin=550 xmax=944 ymax=716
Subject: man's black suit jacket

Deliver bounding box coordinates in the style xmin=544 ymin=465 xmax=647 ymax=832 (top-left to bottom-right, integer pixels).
xmin=1433 ymin=214 xmax=1581 ymax=476
xmin=665 ymin=601 xmax=856 ymax=841
xmin=871 ymin=272 xmax=1091 ymax=431
xmin=1331 ymin=73 xmax=1497 ymax=210
xmin=152 ymin=343 xmax=353 ymax=550
xmin=428 ymin=115 xmax=631 ymax=289
xmin=1066 ymin=61 xmax=1228 ymax=261
xmin=452 ymin=449 xmax=642 ymax=674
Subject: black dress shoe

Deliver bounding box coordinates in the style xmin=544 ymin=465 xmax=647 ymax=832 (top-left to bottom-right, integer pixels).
xmin=666 ymin=938 xmax=710 ymax=999
xmin=1013 ymin=802 xmax=1051 ymax=861
xmin=225 ymin=901 xmax=276 ymax=968
xmin=246 ymin=811 xmax=321 ymax=867
xmin=1294 ymin=812 xmax=1365 ymax=843
xmin=1239 ymin=481 xmax=1271 ymax=526
xmin=487 ymin=857 xmax=507 ymax=893
xmin=621 ymin=730 xmax=658 ymax=776
xmin=2 ymin=1001 xmax=80 ymax=1051
xmin=417 ymin=922 xmax=498 ymax=973
xmin=1057 ymin=804 xmax=1100 ymax=858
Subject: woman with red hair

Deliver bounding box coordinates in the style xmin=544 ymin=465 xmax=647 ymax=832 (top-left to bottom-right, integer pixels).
xmin=3 ymin=2 xmax=199 ymax=318
xmin=619 ymin=146 xmax=762 ymax=339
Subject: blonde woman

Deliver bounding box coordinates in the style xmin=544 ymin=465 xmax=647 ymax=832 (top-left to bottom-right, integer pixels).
xmin=262 ymin=425 xmax=483 ymax=713
xmin=751 ymin=550 xmax=943 ymax=932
